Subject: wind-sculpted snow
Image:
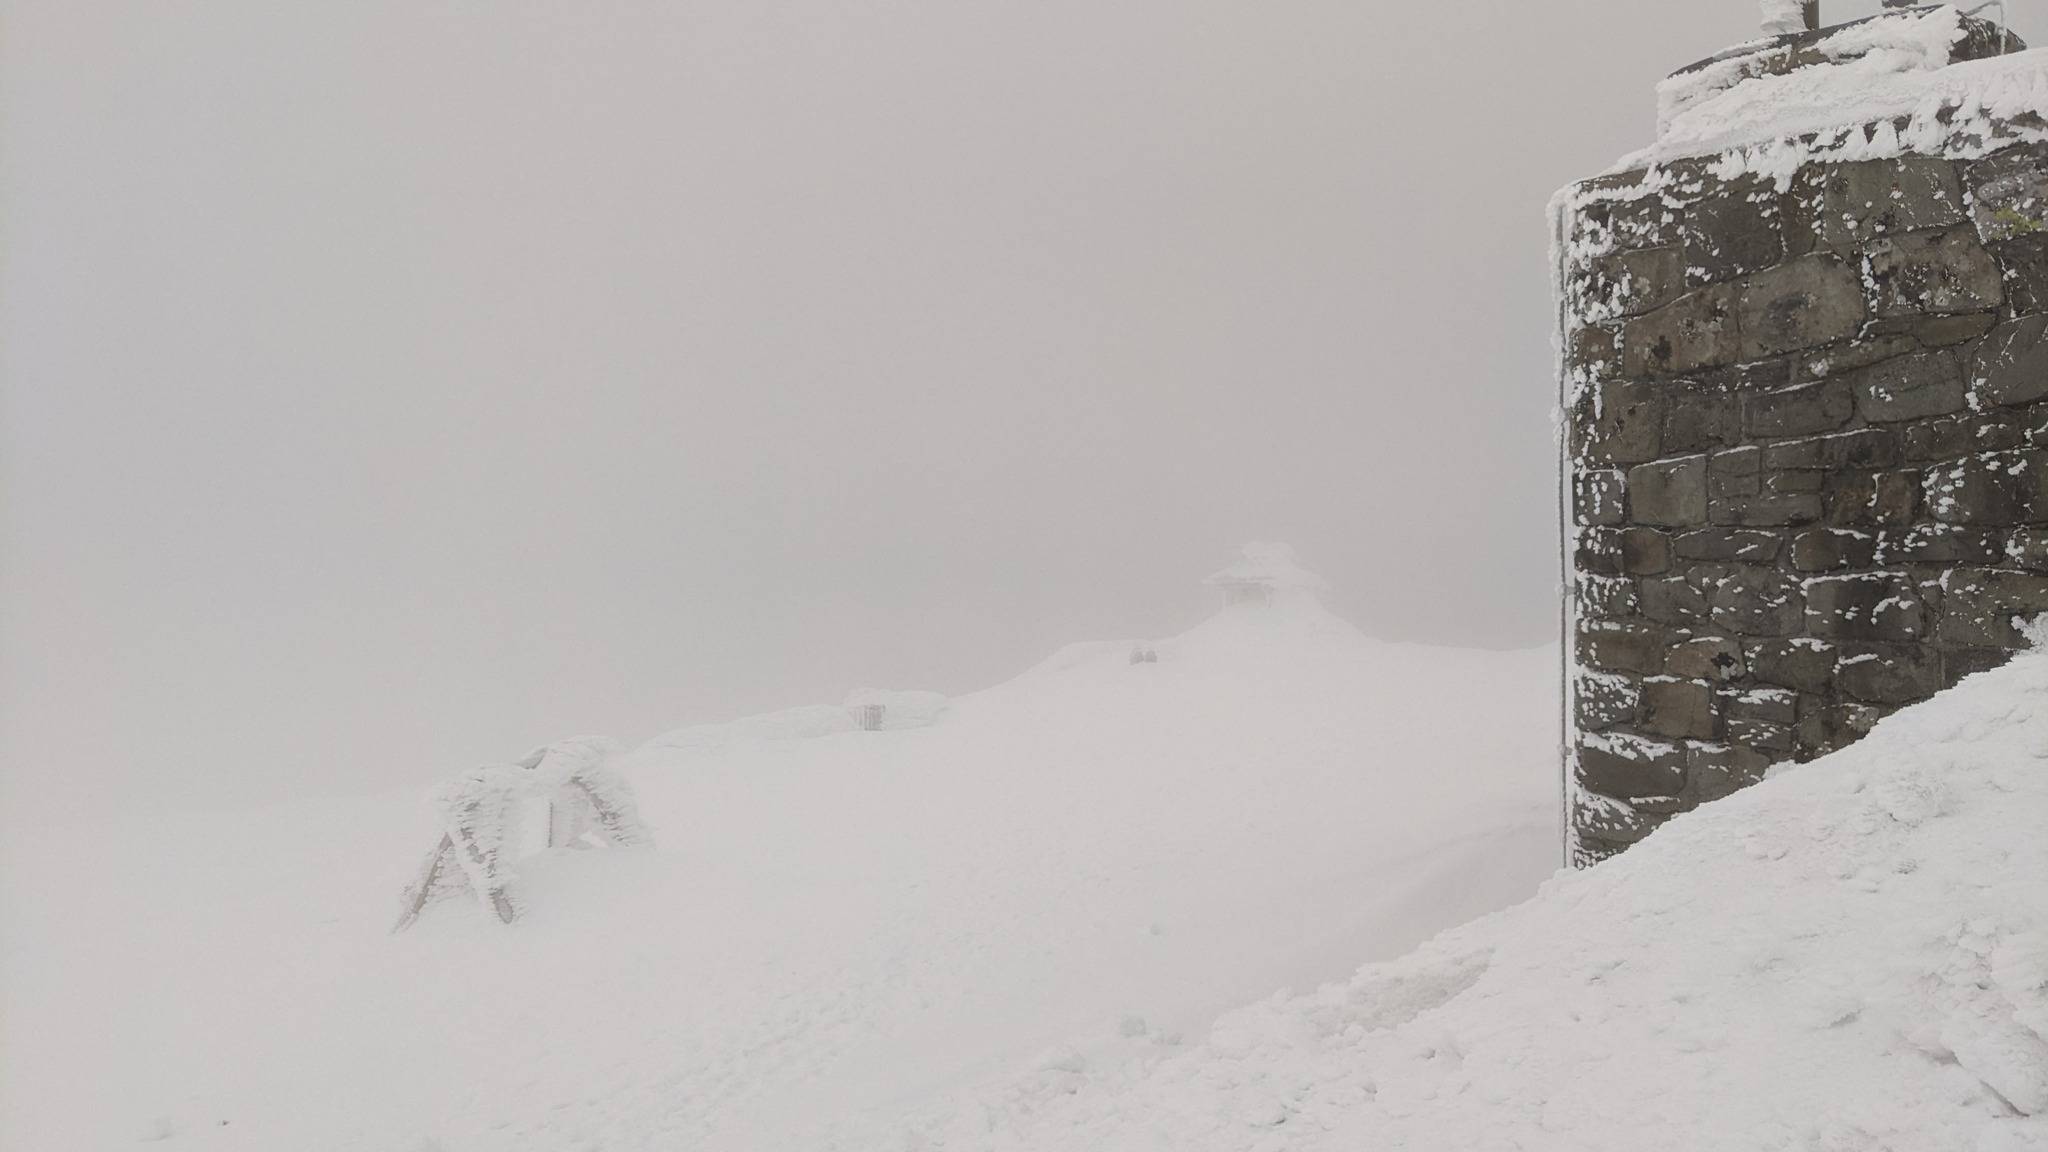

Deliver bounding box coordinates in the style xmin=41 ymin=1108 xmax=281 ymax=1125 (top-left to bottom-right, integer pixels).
xmin=891 ymin=631 xmax=2048 ymax=1151
xmin=0 ymin=598 xmax=1556 ymax=1150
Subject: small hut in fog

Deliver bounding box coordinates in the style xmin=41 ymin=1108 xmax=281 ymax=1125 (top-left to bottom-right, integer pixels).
xmin=1204 ymin=543 xmax=1330 ymax=608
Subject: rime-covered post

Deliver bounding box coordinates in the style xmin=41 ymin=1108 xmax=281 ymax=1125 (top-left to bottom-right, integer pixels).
xmin=1759 ymin=0 xmax=1820 ymax=35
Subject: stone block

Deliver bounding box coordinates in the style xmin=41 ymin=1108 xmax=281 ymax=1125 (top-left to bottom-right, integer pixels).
xmin=1874 ymin=524 xmax=2003 ymax=565
xmin=1871 ymin=471 xmax=1921 ymax=525
xmin=1923 ymin=451 xmax=2048 ymax=525
xmin=1794 ymin=702 xmax=1885 ymax=761
xmin=1865 ymin=226 xmax=2004 ymax=317
xmin=1819 ymin=158 xmax=1966 ymax=249
xmin=1665 ymin=635 xmax=1744 ymax=681
xmin=1642 ymin=678 xmax=1718 ymax=740
xmin=2007 ymin=526 xmax=2048 ymax=571
xmin=1834 ymin=644 xmax=1944 ymax=705
xmin=1673 ymin=528 xmax=1781 ymax=563
xmin=1566 ymin=322 xmax=1624 ymax=384
xmin=1708 ymin=567 xmax=1805 ymax=636
xmin=1662 ymin=383 xmax=1744 ymax=454
xmin=1575 ymin=469 xmax=1627 ymax=527
xmin=1749 ymin=637 xmax=1836 ymax=693
xmin=1577 ymin=527 xmax=1672 ymax=577
xmin=1761 ymin=428 xmax=1898 ymax=470
xmin=1724 ymin=716 xmax=1794 ymax=753
xmin=1577 ymin=574 xmax=1639 ymax=618
xmin=1968 ymin=313 xmax=2048 ymax=409
xmin=1902 ymin=413 xmax=2026 ymax=461
xmin=1936 ymin=567 xmax=2048 ymax=647
xmin=1794 ymin=333 xmax=1919 ymax=381
xmin=1574 ymin=797 xmax=1662 ymax=849
xmin=1686 ymin=743 xmax=1772 ymax=804
xmin=1713 ymin=491 xmax=1825 ymax=527
xmin=1968 ymin=146 xmax=2048 ymax=243
xmin=1726 ymin=687 xmax=1798 ymax=725
xmin=1577 ymin=379 xmax=1664 ymax=466
xmin=1583 ymin=246 xmax=1687 ymax=319
xmin=1679 ymin=174 xmax=1783 ymax=286
xmin=1868 ymin=311 xmax=1999 ymax=348
xmin=1853 ymin=350 xmax=1968 ymax=423
xmin=1744 ymin=380 xmax=1854 ymax=437
xmin=1804 ymin=572 xmax=1928 ymax=642
xmin=1737 ymin=254 xmax=1865 ymax=359
xmin=1578 ymin=735 xmax=1687 ymax=800
xmin=1620 ymin=283 xmax=1740 ymax=376
xmin=1575 ymin=670 xmax=1641 ymax=730
xmin=1577 ymin=620 xmax=1667 ymax=675
xmin=1943 ymin=647 xmax=2013 ymax=688
xmin=1628 ymin=455 xmax=1709 ymax=527
xmin=1640 ymin=574 xmax=1712 ymax=626
xmin=1789 ymin=527 xmax=1879 ymax=571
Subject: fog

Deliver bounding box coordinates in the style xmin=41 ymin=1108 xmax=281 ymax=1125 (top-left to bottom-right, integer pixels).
xmin=5 ymin=0 xmax=2030 ymax=815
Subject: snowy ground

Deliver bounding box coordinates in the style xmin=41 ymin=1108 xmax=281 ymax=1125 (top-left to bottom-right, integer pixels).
xmin=0 ymin=597 xmax=1559 ymax=1150
xmin=899 ymin=630 xmax=2048 ymax=1152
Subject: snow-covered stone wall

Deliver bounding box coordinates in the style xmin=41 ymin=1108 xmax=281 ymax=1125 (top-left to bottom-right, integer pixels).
xmin=1558 ymin=51 xmax=2048 ymax=863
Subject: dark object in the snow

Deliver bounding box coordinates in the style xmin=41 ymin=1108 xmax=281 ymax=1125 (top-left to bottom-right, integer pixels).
xmin=855 ymin=703 xmax=887 ymax=731
xmin=1128 ymin=646 xmax=1158 ymax=665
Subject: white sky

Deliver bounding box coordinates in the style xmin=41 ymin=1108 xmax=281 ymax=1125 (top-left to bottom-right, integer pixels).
xmin=6 ymin=0 xmax=2033 ymax=815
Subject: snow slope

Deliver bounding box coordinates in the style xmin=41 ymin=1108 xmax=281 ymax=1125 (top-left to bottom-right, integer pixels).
xmin=895 ymin=629 xmax=2048 ymax=1151
xmin=0 ymin=597 xmax=1558 ymax=1151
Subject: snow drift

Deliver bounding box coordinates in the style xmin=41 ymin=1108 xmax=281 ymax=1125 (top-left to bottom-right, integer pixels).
xmin=894 ymin=628 xmax=2048 ymax=1151
xmin=0 ymin=594 xmax=1557 ymax=1150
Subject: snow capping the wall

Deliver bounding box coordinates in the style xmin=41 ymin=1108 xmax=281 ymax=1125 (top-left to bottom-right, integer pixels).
xmin=1623 ymin=9 xmax=2048 ymax=182
xmin=893 ymin=631 xmax=2048 ymax=1151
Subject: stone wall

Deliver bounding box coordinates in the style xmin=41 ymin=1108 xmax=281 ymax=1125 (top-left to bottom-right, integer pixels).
xmin=1559 ymin=144 xmax=2048 ymax=864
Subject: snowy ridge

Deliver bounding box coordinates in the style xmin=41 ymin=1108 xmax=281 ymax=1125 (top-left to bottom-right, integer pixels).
xmin=888 ymin=631 xmax=2048 ymax=1151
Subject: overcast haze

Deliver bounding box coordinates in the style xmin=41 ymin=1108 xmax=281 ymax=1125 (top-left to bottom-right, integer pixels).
xmin=7 ymin=0 xmax=2036 ymax=815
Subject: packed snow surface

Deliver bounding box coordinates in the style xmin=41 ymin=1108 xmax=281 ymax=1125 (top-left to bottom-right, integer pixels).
xmin=897 ymin=630 xmax=2048 ymax=1151
xmin=0 ymin=598 xmax=1557 ymax=1150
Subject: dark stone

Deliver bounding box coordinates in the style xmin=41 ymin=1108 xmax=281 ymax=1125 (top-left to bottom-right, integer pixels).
xmin=1679 ymin=173 xmax=1783 ymax=287
xmin=1992 ymin=233 xmax=2048 ymax=316
xmin=1789 ymin=527 xmax=1879 ymax=571
xmin=1726 ymin=687 xmax=1798 ymax=725
xmin=1577 ymin=620 xmax=1667 ymax=675
xmin=1673 ymin=528 xmax=1781 ymax=563
xmin=1619 ymin=527 xmax=1674 ymax=574
xmin=1853 ymin=350 xmax=1968 ymax=423
xmin=1902 ymin=413 xmax=2026 ymax=461
xmin=1761 ymin=428 xmax=1898 ymax=470
xmin=1793 ymin=334 xmax=1919 ymax=381
xmin=1642 ymin=678 xmax=1718 ymax=740
xmin=1575 ymin=671 xmax=1642 ymax=730
xmin=1724 ymin=716 xmax=1794 ymax=753
xmin=1621 ymin=283 xmax=1741 ymax=376
xmin=1749 ymin=637 xmax=1836 ymax=693
xmin=1936 ymin=567 xmax=2048 ymax=647
xmin=1871 ymin=471 xmax=1920 ymax=525
xmin=1578 ymin=379 xmax=1664 ymax=466
xmin=1641 ymin=574 xmax=1712 ymax=625
xmin=1628 ymin=455 xmax=1709 ymax=527
xmin=1578 ymin=737 xmax=1687 ymax=800
xmin=2008 ymin=526 xmax=2048 ymax=571
xmin=1686 ymin=743 xmax=1771 ymax=804
xmin=1584 ymin=246 xmax=1688 ymax=319
xmin=1567 ymin=322 xmax=1624 ymax=385
xmin=1804 ymin=572 xmax=1929 ymax=642
xmin=1709 ymin=567 xmax=1805 ymax=636
xmin=1577 ymin=574 xmax=1639 ymax=618
xmin=1819 ymin=158 xmax=1966 ymax=249
xmin=1795 ymin=702 xmax=1885 ymax=761
xmin=1745 ymin=381 xmax=1854 ymax=437
xmin=1968 ymin=313 xmax=2048 ymax=408
xmin=1574 ymin=798 xmax=1662 ymax=849
xmin=1865 ymin=226 xmax=2005 ymax=317
xmin=1662 ymin=383 xmax=1744 ymax=455
xmin=1824 ymin=473 xmax=1879 ymax=527
xmin=1737 ymin=254 xmax=1864 ymax=359
xmin=1575 ymin=469 xmax=1627 ymax=527
xmin=1968 ymin=146 xmax=2048 ymax=243
xmin=1874 ymin=524 xmax=2003 ymax=565
xmin=1834 ymin=644 xmax=1944 ymax=705
xmin=1867 ymin=311 xmax=1999 ymax=348
xmin=1713 ymin=491 xmax=1825 ymax=527
xmin=1764 ymin=469 xmax=1825 ymax=495
xmin=1942 ymin=647 xmax=2014 ymax=688
xmin=1923 ymin=450 xmax=2048 ymax=525
xmin=1664 ymin=635 xmax=1745 ymax=681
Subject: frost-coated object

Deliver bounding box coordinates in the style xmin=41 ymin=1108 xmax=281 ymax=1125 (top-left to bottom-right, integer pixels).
xmin=1759 ymin=0 xmax=1815 ymax=36
xmin=392 ymin=736 xmax=650 ymax=931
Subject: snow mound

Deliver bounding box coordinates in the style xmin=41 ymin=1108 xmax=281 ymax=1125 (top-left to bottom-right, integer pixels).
xmin=893 ymin=635 xmax=2048 ymax=1150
